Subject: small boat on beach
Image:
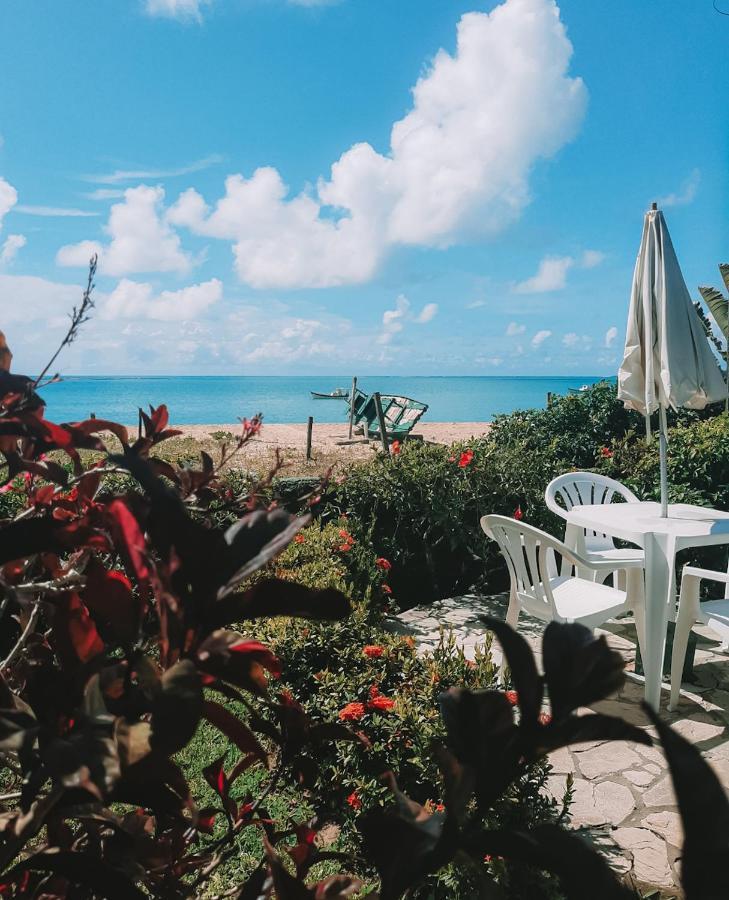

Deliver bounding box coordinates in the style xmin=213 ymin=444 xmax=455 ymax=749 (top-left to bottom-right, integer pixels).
xmin=311 ymin=387 xmax=348 ymax=399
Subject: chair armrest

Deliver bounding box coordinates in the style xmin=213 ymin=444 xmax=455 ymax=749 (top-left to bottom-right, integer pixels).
xmin=556 ymin=543 xmax=643 ymax=574
xmin=682 ymin=565 xmax=729 ymax=585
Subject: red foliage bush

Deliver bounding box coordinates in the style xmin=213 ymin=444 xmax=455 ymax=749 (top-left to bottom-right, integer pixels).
xmin=0 ymin=372 xmax=364 ymax=898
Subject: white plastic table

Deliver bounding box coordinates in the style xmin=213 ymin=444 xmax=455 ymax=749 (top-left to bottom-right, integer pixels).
xmin=564 ymin=502 xmax=729 ymax=710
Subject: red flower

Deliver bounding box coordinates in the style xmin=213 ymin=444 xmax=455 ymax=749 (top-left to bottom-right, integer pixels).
xmin=391 ymin=440 xmax=401 ymax=456
xmin=294 ymin=533 xmax=305 ymax=544
xmin=600 ymin=446 xmax=613 ymax=459
xmin=363 ymin=645 xmax=385 ymax=658
xmin=367 ymin=685 xmax=396 ymax=712
xmin=338 ymin=542 xmax=353 ymax=553
xmin=339 ymin=702 xmax=366 ymax=722
xmin=457 ymin=449 xmax=474 ymax=468
xmin=346 ymin=791 xmax=362 ymax=810
xmin=538 ymin=712 xmax=552 ymax=726
xmin=435 ymin=802 xmax=445 ymax=812
xmin=381 ymin=584 xmax=392 ymax=595
xmin=504 ymin=690 xmax=519 ymax=706
xmin=375 ymin=557 xmax=392 ymax=571
xmin=513 ymin=505 xmax=524 ymax=521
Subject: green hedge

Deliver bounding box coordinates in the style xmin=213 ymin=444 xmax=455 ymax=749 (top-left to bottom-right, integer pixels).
xmin=327 ymin=382 xmax=729 ymax=607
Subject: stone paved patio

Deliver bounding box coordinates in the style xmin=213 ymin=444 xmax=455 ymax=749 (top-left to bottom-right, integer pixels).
xmin=388 ymin=594 xmax=729 ymax=896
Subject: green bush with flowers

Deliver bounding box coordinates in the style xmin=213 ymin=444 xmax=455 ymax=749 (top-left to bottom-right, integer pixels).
xmin=248 ymin=521 xmax=564 ymax=898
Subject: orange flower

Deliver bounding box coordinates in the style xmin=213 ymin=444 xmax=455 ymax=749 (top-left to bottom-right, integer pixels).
xmin=391 ymin=440 xmax=401 ymax=455
xmin=346 ymin=791 xmax=362 ymax=810
xmin=294 ymin=533 xmax=305 ymax=544
xmin=375 ymin=557 xmax=392 ymax=571
xmin=338 ymin=542 xmax=353 ymax=553
xmin=363 ymin=645 xmax=385 ymax=658
xmin=339 ymin=702 xmax=366 ymax=722
xmin=504 ymin=690 xmax=519 ymax=706
xmin=513 ymin=505 xmax=524 ymax=521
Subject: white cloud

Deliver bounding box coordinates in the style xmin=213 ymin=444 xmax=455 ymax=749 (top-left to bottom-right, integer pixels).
xmin=506 ymin=321 xmax=526 ymax=336
xmin=657 ymin=168 xmax=700 ymax=208
xmin=581 ymin=249 xmax=605 ymax=268
xmin=83 ymin=189 xmax=126 ymax=201
xmin=0 ymin=177 xmax=18 ymax=230
xmin=57 ymin=185 xmax=193 ymax=276
xmin=604 ymin=325 xmax=618 ymax=348
xmin=144 ymin=0 xmax=211 ymax=23
xmin=170 ymin=0 xmax=586 ymax=288
xmin=562 ymin=332 xmax=579 ymax=347
xmin=514 ymin=256 xmax=573 ymax=293
xmin=0 ymin=234 xmax=26 ymax=266
xmin=415 ymin=302 xmax=438 ymax=324
xmin=562 ymin=331 xmax=592 ymax=350
xmin=378 ymin=295 xmax=438 ymax=343
xmin=514 ymin=246 xmax=604 ymax=293
xmin=0 ymin=273 xmax=83 ymax=325
xmin=15 ymin=205 xmax=97 ymax=218
xmin=379 ymin=294 xmax=410 ymax=345
xmin=531 ymin=329 xmax=552 ymax=348
xmin=466 ymin=299 xmax=486 ymax=309
xmin=102 ymin=277 xmax=222 ymax=320
xmin=82 ymin=155 xmax=222 ymax=186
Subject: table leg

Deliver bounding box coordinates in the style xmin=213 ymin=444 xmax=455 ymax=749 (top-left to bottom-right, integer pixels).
xmin=642 ymin=534 xmax=675 ymax=710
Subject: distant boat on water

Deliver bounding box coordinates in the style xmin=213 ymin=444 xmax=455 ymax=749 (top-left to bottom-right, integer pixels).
xmin=311 ymin=387 xmax=348 ymax=399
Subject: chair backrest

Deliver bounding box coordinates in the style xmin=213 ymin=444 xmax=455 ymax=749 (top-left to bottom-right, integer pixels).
xmin=481 ymin=514 xmax=568 ymax=618
xmin=545 ymin=472 xmax=640 ymax=521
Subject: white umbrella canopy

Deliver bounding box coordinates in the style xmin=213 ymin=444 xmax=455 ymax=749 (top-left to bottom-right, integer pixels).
xmin=618 ymin=205 xmax=726 ymax=516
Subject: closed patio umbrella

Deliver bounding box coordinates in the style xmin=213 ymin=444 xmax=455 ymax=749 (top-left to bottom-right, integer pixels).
xmin=617 ymin=204 xmax=726 ymax=517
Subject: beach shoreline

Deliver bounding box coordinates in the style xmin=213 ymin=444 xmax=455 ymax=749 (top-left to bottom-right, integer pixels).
xmin=173 ymin=421 xmax=491 ymax=448
xmin=159 ymin=422 xmax=491 ymax=471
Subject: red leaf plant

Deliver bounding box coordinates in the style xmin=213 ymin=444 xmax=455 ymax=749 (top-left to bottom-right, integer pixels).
xmin=0 ymin=324 xmax=358 ymax=896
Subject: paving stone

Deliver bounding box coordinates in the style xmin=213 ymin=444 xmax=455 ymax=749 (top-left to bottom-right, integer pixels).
xmin=643 ymin=777 xmax=676 ymax=808
xmin=573 ymin=743 xmax=642 ymax=780
xmin=547 ymin=747 xmax=575 ymax=775
xmin=706 ymin=750 xmax=729 ymax=792
xmin=669 ymin=715 xmax=725 ymax=743
xmin=644 ymin=763 xmax=662 ymax=776
xmin=624 ymin=769 xmax=654 ymax=787
xmin=577 ymin=780 xmax=636 ymax=826
xmin=642 ymin=811 xmax=684 ymax=848
xmin=613 ymin=827 xmax=675 ymax=888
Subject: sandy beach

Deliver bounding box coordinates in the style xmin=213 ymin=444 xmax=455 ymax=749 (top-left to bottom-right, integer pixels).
xmin=164 ymin=421 xmax=491 ymax=474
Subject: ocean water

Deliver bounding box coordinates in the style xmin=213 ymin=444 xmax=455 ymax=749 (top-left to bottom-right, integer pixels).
xmin=37 ymin=376 xmax=613 ymax=425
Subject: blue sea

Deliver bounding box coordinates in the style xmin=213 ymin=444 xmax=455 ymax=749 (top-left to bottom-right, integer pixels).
xmin=37 ymin=376 xmax=613 ymax=425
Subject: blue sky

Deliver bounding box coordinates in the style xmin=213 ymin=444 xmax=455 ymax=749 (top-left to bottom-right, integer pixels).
xmin=0 ymin=0 xmax=726 ymax=376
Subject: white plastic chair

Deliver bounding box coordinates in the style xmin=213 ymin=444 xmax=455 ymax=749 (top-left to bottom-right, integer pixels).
xmin=545 ymin=472 xmax=644 ymax=583
xmin=481 ymin=514 xmax=646 ymax=675
xmin=669 ymin=565 xmax=729 ymax=710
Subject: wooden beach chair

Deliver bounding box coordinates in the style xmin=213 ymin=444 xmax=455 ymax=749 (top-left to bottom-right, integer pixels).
xmin=346 ymin=392 xmax=428 ymax=440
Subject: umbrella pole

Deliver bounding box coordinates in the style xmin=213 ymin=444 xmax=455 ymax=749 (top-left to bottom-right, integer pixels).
xmin=659 ymin=405 xmax=669 ymax=517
